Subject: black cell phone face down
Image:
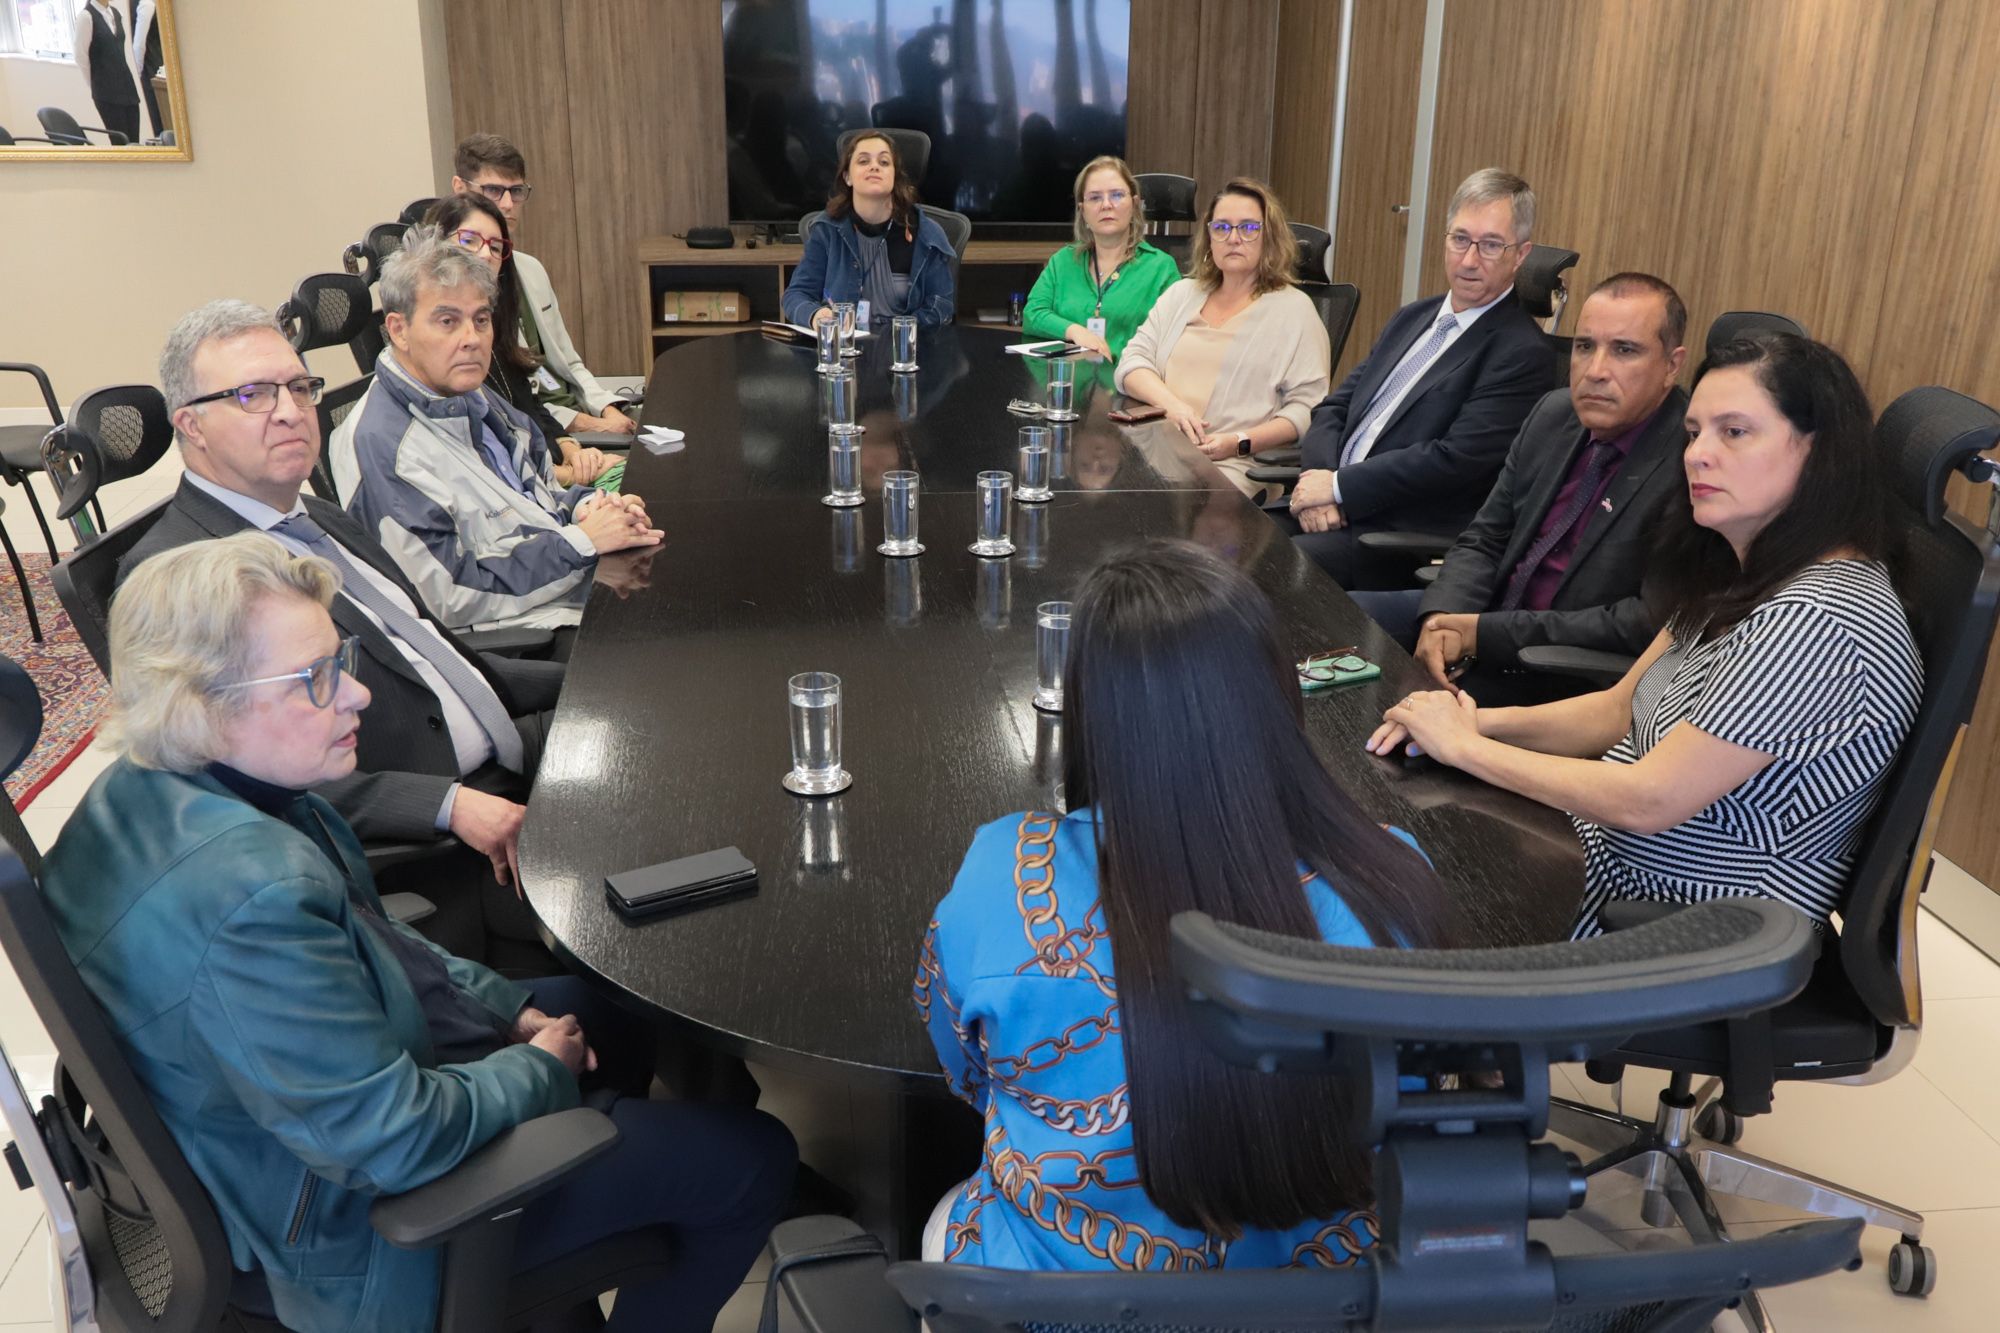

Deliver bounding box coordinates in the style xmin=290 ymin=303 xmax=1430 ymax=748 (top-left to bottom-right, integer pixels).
xmin=606 ymin=847 xmax=758 ymax=919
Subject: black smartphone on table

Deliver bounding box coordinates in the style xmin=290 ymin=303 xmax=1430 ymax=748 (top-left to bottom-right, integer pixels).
xmin=606 ymin=847 xmax=758 ymax=919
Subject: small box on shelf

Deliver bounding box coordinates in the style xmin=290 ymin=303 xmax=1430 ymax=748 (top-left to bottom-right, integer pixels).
xmin=660 ymin=290 xmax=747 ymax=324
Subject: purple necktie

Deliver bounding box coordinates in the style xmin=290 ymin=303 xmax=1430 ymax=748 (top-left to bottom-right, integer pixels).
xmin=1500 ymin=440 xmax=1618 ymax=611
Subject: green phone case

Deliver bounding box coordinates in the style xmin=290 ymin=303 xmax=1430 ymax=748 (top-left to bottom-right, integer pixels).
xmin=1299 ymin=656 xmax=1382 ymax=691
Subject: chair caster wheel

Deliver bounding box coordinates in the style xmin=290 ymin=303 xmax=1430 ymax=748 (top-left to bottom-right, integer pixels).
xmin=1887 ymin=1239 xmax=1936 ymax=1296
xmin=1696 ymin=1101 xmax=1744 ymax=1145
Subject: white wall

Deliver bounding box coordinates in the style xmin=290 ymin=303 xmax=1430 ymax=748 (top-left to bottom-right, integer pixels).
xmin=0 ymin=0 xmax=449 ymax=416
xmin=0 ymin=53 xmax=91 ymax=141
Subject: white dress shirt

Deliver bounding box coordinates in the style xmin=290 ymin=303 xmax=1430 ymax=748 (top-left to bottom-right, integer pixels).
xmin=1332 ymin=286 xmax=1511 ymax=503
xmin=185 ymin=474 xmax=502 ymax=825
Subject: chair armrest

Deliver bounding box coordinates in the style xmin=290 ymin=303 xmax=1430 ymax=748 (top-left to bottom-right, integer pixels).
xmin=453 ymin=627 xmax=555 ymax=657
xmin=1515 ymin=645 xmax=1637 ymax=688
xmin=379 ymin=892 xmax=438 ymax=926
xmin=1415 ymin=564 xmax=1441 ymax=585
xmin=1247 ymin=446 xmax=1300 ymax=467
xmin=1355 ymin=532 xmax=1455 ymax=556
xmin=0 ymin=365 xmax=63 ymax=423
xmin=363 ymin=836 xmax=460 ymax=876
xmin=1243 ymin=465 xmax=1301 ymax=485
xmin=768 ymin=1216 xmax=917 ymax=1333
xmin=370 ymin=1108 xmax=619 ymax=1250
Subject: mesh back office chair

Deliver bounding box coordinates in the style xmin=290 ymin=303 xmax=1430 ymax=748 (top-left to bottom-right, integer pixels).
xmin=763 ymin=900 xmax=1864 ymax=1332
xmin=1291 ymin=222 xmax=1333 ymax=284
xmin=278 ymin=270 xmax=386 ymax=378
xmin=0 ymin=362 xmax=72 ymax=559
xmin=845 ymin=125 xmax=932 ymax=186
xmin=311 ymin=373 xmax=373 ymax=502
xmin=35 ymin=106 xmax=126 ymax=146
xmin=1545 ymin=385 xmax=2000 ymax=1317
xmin=1136 ymin=172 xmax=1199 ymax=273
xmin=341 ymin=221 xmax=410 ymax=288
xmin=400 ymin=196 xmax=443 ymax=226
xmin=1705 ymin=311 xmax=1808 ymax=358
xmin=44 ymin=385 xmax=173 ymax=544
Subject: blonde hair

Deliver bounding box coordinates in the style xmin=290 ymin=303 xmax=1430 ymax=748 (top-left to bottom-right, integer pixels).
xmin=105 ymin=533 xmax=342 ymax=773
xmin=1070 ymin=155 xmax=1148 ymax=259
xmin=1189 ymin=178 xmax=1299 ymax=297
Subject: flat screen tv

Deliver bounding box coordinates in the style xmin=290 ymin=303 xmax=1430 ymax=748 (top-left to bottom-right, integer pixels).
xmin=722 ymin=0 xmax=1131 ymax=231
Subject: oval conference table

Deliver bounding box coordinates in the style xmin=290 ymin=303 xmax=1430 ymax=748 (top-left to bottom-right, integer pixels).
xmin=519 ymin=325 xmax=1585 ymax=1246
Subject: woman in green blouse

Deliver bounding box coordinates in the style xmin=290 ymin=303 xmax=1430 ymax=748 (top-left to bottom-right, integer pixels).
xmin=1022 ymin=156 xmax=1181 ymax=359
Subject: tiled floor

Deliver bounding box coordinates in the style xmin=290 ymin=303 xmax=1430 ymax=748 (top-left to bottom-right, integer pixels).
xmin=1 ymin=437 xmax=1995 ymax=1328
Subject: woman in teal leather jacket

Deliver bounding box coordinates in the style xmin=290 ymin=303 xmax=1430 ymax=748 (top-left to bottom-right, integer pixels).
xmin=40 ymin=534 xmax=794 ymax=1333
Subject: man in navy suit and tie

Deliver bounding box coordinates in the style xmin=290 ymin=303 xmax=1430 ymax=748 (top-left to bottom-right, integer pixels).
xmin=1283 ymin=169 xmax=1559 ymax=588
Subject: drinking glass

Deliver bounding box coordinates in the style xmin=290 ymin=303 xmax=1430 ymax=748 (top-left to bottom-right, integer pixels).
xmin=1033 ymin=601 xmax=1071 ymax=712
xmin=977 ymin=553 xmax=1012 ymax=630
xmin=878 ymin=469 xmax=923 ymax=556
xmin=970 ymin=471 xmax=1016 ymax=556
xmin=1017 ymin=425 xmax=1053 ymax=502
xmin=1045 ymin=356 xmax=1078 ymax=421
xmin=834 ymin=302 xmax=860 ymax=357
xmin=824 ymin=430 xmax=863 ymax=507
xmin=815 ymin=316 xmax=841 ymax=374
xmin=783 ymin=671 xmax=851 ymax=795
xmin=890 ymin=315 xmax=920 ymax=372
xmin=825 ymin=369 xmax=859 ymax=434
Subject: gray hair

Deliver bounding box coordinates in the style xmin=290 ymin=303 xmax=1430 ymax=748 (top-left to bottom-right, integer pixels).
xmin=378 ymin=223 xmax=498 ymax=321
xmin=1445 ymin=168 xmax=1536 ymax=243
xmin=159 ymin=300 xmax=287 ymax=442
xmin=104 ymin=532 xmax=342 ymax=773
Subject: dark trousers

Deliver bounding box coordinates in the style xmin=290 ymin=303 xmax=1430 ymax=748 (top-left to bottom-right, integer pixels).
xmin=1348 ymin=589 xmax=1426 ymax=651
xmin=92 ymin=99 xmax=140 ymax=144
xmin=517 ymin=976 xmax=798 ymax=1333
xmin=1265 ymin=506 xmax=1430 ymax=592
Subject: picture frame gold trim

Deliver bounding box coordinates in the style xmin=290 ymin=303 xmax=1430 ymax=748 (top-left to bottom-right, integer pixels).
xmin=0 ymin=0 xmax=191 ymax=162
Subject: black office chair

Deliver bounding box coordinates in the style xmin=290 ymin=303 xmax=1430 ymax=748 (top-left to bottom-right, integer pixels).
xmin=343 ymin=220 xmax=410 ymax=288
xmin=1291 ymin=222 xmax=1333 ymax=284
xmin=921 ymin=204 xmax=973 ymax=310
xmin=1136 ymin=173 xmax=1199 ymax=273
xmin=0 ymin=652 xmax=45 ymax=872
xmin=765 ymin=899 xmax=1864 ymax=1332
xmin=1303 ymin=281 xmax=1361 ymax=380
xmin=0 ymin=361 xmax=70 ymax=558
xmin=845 ymin=124 xmax=932 ymax=186
xmin=44 ymin=385 xmax=173 ymax=541
xmin=312 ymin=373 xmax=373 ymax=501
xmin=0 ymin=122 xmax=58 ymax=145
xmin=35 ymin=106 xmax=126 ymax=146
xmin=0 ymin=841 xmax=666 ymax=1333
xmin=1515 ymin=244 xmax=1581 ymax=381
xmin=1705 ymin=311 xmax=1808 ymax=360
xmin=400 ymin=196 xmax=443 ymax=226
xmin=277 ymin=272 xmax=376 ymax=360
xmin=1545 ymin=385 xmax=2000 ymax=1314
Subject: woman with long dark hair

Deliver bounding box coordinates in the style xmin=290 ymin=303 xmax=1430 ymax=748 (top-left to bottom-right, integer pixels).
xmin=422 ymin=193 xmax=618 ymax=491
xmin=915 ymin=540 xmax=1452 ymax=1269
xmin=780 ymin=130 xmax=957 ymax=329
xmin=1369 ymin=334 xmax=1922 ymax=937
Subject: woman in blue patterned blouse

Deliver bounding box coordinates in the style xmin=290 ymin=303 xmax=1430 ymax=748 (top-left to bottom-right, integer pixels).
xmin=915 ymin=540 xmax=1452 ymax=1271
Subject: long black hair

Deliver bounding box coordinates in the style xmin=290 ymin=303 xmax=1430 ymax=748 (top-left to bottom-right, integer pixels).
xmin=1652 ymin=334 xmax=1888 ymax=640
xmin=1061 ymin=540 xmax=1454 ymax=1238
xmin=423 ymin=192 xmax=540 ymax=374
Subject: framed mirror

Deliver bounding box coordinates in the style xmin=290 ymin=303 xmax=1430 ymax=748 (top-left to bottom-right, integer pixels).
xmin=0 ymin=0 xmax=188 ymax=160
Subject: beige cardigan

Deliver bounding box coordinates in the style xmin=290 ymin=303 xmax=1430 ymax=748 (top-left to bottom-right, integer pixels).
xmin=1114 ymin=280 xmax=1330 ymax=438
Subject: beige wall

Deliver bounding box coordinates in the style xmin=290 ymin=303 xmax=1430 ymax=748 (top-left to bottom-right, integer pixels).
xmin=0 ymin=53 xmax=91 ymax=138
xmin=0 ymin=0 xmax=447 ymax=415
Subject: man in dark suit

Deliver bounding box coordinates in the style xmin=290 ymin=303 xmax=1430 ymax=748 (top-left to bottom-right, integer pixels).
xmin=123 ymin=300 xmax=582 ymax=964
xmin=1350 ymin=272 xmax=1691 ymax=706
xmin=1281 ymin=169 xmax=1558 ymax=589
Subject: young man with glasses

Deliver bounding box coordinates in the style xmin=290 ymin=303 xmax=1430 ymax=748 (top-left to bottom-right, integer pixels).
xmin=1281 ymin=168 xmax=1558 ymax=590
xmin=450 ymin=133 xmax=637 ymax=436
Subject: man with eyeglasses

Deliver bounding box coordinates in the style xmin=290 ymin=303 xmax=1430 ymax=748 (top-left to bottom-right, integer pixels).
xmin=1281 ymin=168 xmax=1558 ymax=590
xmin=121 ymin=298 xmax=586 ymax=966
xmin=450 ymin=133 xmax=637 ymax=436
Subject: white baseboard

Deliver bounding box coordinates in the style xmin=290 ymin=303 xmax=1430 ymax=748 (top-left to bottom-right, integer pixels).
xmin=1923 ymin=854 xmax=2000 ymax=966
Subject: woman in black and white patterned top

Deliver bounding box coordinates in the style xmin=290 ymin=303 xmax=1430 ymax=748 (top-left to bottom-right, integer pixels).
xmin=1367 ymin=334 xmax=1921 ymax=936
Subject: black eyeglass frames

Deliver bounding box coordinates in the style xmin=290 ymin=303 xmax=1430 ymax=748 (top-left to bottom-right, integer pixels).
xmin=181 ymin=377 xmax=326 ymax=414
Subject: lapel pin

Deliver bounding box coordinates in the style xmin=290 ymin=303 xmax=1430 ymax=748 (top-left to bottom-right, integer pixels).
xmin=1601 ymin=498 xmax=1613 ymax=512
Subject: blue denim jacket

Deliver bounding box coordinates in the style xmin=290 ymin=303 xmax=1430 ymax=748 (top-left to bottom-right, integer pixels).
xmin=40 ymin=761 xmax=578 ymax=1333
xmin=781 ymin=210 xmax=957 ymax=327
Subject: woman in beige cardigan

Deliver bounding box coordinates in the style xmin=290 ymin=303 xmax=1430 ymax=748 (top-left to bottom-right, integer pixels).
xmin=1114 ymin=178 xmax=1329 ymax=498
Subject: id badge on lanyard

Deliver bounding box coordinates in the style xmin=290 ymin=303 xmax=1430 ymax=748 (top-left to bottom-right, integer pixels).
xmin=1086 ymin=316 xmax=1108 ymax=338
xmin=858 ymin=299 xmax=872 ymax=325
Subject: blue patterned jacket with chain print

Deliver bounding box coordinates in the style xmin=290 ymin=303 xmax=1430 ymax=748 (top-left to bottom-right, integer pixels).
xmin=915 ymin=807 xmax=1419 ymax=1271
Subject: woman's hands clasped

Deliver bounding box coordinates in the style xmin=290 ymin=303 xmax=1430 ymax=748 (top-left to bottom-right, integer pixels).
xmin=1367 ymin=688 xmax=1483 ymax=765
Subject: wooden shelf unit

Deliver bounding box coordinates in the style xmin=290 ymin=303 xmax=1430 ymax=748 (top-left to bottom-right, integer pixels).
xmin=637 ymin=235 xmax=1063 ymax=361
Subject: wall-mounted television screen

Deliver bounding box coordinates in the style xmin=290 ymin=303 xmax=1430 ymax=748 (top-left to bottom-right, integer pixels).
xmin=722 ymin=0 xmax=1131 ymax=230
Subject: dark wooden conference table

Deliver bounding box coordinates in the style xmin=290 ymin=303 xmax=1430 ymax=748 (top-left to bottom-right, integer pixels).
xmin=517 ymin=325 xmax=1585 ymax=1241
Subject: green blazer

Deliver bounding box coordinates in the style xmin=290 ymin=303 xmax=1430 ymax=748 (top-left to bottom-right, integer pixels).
xmin=1021 ymin=240 xmax=1181 ymax=357
xmin=40 ymin=760 xmax=578 ymax=1333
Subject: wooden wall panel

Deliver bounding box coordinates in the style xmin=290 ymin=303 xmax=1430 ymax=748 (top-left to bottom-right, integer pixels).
xmin=440 ymin=0 xmax=585 ymax=363
xmin=1189 ymin=0 xmax=1280 ymax=192
xmin=1126 ymin=0 xmax=1202 ymax=175
xmin=1269 ymin=0 xmax=1344 ymax=230
xmin=1327 ymin=0 xmax=1426 ymax=380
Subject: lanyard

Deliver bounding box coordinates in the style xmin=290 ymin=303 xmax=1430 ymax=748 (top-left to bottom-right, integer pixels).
xmin=1089 ymin=249 xmax=1124 ymax=318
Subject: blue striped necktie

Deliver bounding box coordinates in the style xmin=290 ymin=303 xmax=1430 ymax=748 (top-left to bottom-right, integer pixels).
xmin=1341 ymin=307 xmax=1459 ymax=467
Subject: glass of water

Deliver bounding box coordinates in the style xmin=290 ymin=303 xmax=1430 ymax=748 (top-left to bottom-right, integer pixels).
xmin=825 ymin=369 xmax=859 ymax=434
xmin=971 ymin=471 xmax=1016 ymax=556
xmin=835 ymin=302 xmax=860 ymax=357
xmin=824 ymin=429 xmax=863 ymax=507
xmin=1017 ymin=425 xmax=1053 ymax=502
xmin=784 ymin=671 xmax=851 ymax=795
xmin=890 ymin=315 xmax=920 ymax=372
xmin=1033 ymin=601 xmax=1071 ymax=712
xmin=816 ymin=316 xmax=841 ymax=374
xmin=1045 ymin=356 xmax=1078 ymax=421
xmin=878 ymin=469 xmax=923 ymax=556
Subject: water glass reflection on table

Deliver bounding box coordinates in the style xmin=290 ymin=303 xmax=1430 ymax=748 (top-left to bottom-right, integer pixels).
xmin=890 ymin=315 xmax=920 ymax=372
xmin=971 ymin=471 xmax=1016 ymax=556
xmin=834 ymin=302 xmax=860 ymax=357
xmin=1034 ymin=601 xmax=1071 ymax=712
xmin=1045 ymin=356 xmax=1078 ymax=421
xmin=824 ymin=429 xmax=864 ymax=507
xmin=977 ymin=553 xmax=1012 ymax=630
xmin=825 ymin=369 xmax=859 ymax=434
xmin=784 ymin=671 xmax=851 ymax=795
xmin=816 ymin=317 xmax=842 ymax=374
xmin=1017 ymin=425 xmax=1053 ymax=502
xmin=879 ymin=469 xmax=924 ymax=556
xmin=830 ymin=506 xmax=863 ymax=573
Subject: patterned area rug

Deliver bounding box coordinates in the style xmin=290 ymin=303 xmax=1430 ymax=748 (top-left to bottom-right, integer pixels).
xmin=1 ymin=553 xmax=109 ymax=809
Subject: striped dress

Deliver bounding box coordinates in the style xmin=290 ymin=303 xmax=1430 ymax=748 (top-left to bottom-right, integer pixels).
xmin=1572 ymin=559 xmax=1921 ymax=938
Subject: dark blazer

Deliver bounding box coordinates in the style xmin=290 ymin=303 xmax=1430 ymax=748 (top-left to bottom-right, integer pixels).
xmin=1299 ymin=291 xmax=1557 ymax=537
xmin=118 ymin=477 xmax=565 ymax=842
xmin=1418 ymin=386 xmax=1690 ymax=668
